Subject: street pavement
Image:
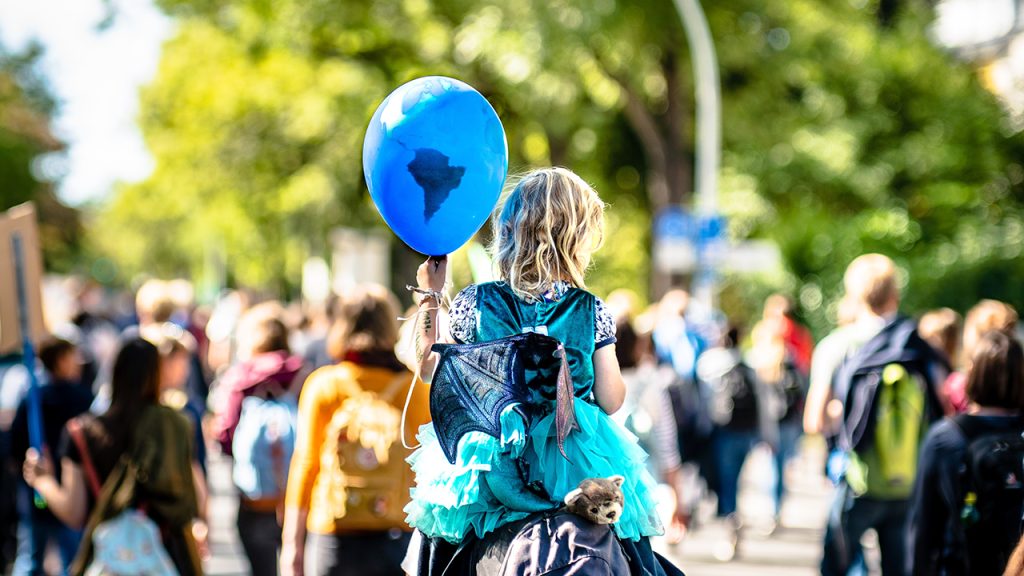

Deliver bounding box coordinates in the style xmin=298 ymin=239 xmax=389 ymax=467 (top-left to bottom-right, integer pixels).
xmin=658 ymin=441 xmax=835 ymax=576
xmin=204 ymin=439 xmax=835 ymax=576
xmin=205 ymin=454 xmax=249 ymax=576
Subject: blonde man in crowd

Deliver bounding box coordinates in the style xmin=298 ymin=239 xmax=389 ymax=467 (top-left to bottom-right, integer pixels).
xmin=804 ymin=254 xmax=901 ymax=439
xmin=135 ymin=279 xmax=177 ymax=327
xmin=806 ymin=254 xmax=947 ymax=576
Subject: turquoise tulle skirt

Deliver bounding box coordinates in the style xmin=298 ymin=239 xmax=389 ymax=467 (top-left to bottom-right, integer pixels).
xmin=404 ymin=398 xmax=665 ymax=543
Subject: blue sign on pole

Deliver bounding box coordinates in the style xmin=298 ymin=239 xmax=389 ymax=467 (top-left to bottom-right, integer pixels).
xmin=655 ymin=208 xmax=726 ymax=246
xmin=654 ymin=209 xmax=729 ymax=274
xmin=653 ymin=208 xmax=697 ymax=273
xmin=697 ymin=214 xmax=725 ymax=245
xmin=11 ymin=233 xmax=46 ymax=509
xmin=654 ymin=207 xmax=695 ymax=241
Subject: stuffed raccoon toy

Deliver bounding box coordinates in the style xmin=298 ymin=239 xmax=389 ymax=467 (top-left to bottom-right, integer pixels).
xmin=563 ymin=476 xmax=625 ymax=525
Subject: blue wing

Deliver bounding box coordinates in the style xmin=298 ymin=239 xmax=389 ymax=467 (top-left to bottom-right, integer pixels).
xmin=429 ymin=337 xmax=530 ymax=464
xmin=429 ymin=332 xmax=578 ymax=465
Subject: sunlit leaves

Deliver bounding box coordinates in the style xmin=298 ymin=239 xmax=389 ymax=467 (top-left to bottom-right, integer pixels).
xmin=93 ymin=0 xmax=1024 ymax=333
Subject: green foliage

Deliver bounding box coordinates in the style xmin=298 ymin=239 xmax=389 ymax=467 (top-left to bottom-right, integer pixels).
xmin=99 ymin=0 xmax=666 ymax=294
xmin=0 ymin=44 xmax=81 ymax=272
xmin=97 ymin=0 xmax=1024 ymax=334
xmin=710 ymin=0 xmax=1024 ymax=334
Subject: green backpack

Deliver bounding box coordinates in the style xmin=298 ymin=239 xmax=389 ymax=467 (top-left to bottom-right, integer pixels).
xmin=846 ymin=364 xmax=926 ymax=499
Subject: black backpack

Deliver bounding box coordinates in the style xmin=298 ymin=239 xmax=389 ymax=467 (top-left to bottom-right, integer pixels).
xmin=763 ymin=362 xmax=807 ymax=424
xmin=709 ymin=362 xmax=759 ymax=431
xmin=835 ymin=317 xmax=944 ymax=453
xmin=953 ymin=415 xmax=1024 ymax=575
xmin=666 ymin=375 xmax=713 ymax=463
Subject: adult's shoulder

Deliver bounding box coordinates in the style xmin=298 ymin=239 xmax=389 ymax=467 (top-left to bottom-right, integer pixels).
xmin=146 ymin=403 xmax=192 ymax=428
xmin=921 ymin=417 xmax=968 ymax=458
xmin=298 ymin=362 xmax=365 ymax=401
xmin=67 ymin=411 xmax=100 ymax=435
xmin=302 ymin=363 xmax=353 ymax=391
xmin=809 ymin=326 xmax=858 ymax=377
xmin=814 ymin=325 xmax=856 ymax=354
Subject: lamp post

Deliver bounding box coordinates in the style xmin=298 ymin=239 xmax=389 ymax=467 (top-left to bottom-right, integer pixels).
xmin=672 ymin=0 xmax=722 ymax=311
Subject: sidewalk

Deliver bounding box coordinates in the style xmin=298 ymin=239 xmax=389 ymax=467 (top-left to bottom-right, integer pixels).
xmin=658 ymin=440 xmax=834 ymax=576
xmin=205 ymin=454 xmax=248 ymax=576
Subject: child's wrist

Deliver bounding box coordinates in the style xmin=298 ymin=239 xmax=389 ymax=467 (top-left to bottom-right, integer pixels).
xmin=407 ymin=285 xmax=444 ymax=306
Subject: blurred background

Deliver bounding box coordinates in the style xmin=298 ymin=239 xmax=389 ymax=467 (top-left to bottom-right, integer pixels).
xmin=2 ymin=0 xmax=1024 ymax=335
xmin=3 ymin=1 xmax=1024 ymax=574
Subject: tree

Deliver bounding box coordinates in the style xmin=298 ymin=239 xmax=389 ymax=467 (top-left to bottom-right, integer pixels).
xmin=709 ymin=0 xmax=1024 ymax=333
xmin=96 ymin=0 xmax=675 ymax=298
xmin=98 ymin=0 xmax=1024 ymax=335
xmin=0 ymin=44 xmax=81 ymax=272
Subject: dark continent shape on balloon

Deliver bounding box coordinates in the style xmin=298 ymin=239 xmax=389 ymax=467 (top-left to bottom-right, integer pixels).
xmin=407 ymin=148 xmax=467 ymax=223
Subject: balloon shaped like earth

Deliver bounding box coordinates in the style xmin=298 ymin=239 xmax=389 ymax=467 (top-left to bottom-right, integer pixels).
xmin=362 ymin=76 xmax=509 ymax=256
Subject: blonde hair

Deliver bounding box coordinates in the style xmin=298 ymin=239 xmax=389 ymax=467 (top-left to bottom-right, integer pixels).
xmin=962 ymin=299 xmax=1018 ymax=368
xmin=490 ymin=167 xmax=605 ymax=300
xmin=139 ymin=322 xmax=196 ymax=357
xmin=918 ymin=308 xmax=961 ymax=364
xmin=136 ymin=279 xmax=176 ymax=324
xmin=843 ymin=254 xmax=899 ymax=314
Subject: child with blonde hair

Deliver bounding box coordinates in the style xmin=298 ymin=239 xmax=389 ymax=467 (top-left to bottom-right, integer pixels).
xmin=405 ymin=167 xmax=675 ymax=574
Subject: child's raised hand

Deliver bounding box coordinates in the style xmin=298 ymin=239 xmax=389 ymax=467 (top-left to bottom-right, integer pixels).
xmin=417 ymin=256 xmax=448 ymax=293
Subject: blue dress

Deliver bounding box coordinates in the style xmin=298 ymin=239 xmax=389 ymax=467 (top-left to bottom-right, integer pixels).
xmin=404 ymin=282 xmax=665 ymax=543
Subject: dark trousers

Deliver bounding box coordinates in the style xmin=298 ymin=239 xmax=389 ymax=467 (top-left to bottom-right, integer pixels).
xmin=771 ymin=420 xmax=802 ymax=516
xmin=713 ymin=427 xmax=759 ymax=517
xmin=821 ymin=485 xmax=908 ymax=576
xmin=306 ymin=531 xmax=411 ymax=576
xmin=237 ymin=505 xmax=282 ymax=576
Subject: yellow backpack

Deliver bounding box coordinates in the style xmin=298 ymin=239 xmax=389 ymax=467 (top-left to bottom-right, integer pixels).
xmin=311 ymin=369 xmax=412 ymax=531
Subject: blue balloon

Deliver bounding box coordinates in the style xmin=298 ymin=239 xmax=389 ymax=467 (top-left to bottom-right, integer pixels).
xmin=362 ymin=76 xmax=508 ymax=256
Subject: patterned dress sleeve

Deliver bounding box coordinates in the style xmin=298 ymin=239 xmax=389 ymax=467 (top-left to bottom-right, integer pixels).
xmin=448 ymin=285 xmax=478 ymax=344
xmin=594 ymin=296 xmax=617 ymax=350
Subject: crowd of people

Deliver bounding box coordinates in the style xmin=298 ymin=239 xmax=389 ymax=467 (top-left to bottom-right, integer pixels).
xmin=0 ymin=171 xmax=1020 ymax=575
xmin=607 ymin=284 xmax=814 ymax=561
xmin=0 ymin=276 xmax=436 ymax=575
xmin=617 ymin=253 xmax=1024 ymax=574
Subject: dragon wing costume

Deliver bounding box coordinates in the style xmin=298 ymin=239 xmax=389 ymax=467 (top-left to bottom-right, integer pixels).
xmin=429 ymin=332 xmax=579 ymax=465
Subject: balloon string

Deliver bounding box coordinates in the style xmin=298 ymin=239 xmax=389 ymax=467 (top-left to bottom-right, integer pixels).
xmin=398 ymin=284 xmax=451 ymax=451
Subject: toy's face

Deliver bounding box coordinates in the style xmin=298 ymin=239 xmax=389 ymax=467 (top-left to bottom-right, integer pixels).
xmin=584 ymin=492 xmax=623 ymax=525
xmin=566 ymin=475 xmax=626 ymax=525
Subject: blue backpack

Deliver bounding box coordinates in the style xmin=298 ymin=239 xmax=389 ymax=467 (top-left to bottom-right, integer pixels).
xmin=232 ymin=394 xmax=298 ymax=501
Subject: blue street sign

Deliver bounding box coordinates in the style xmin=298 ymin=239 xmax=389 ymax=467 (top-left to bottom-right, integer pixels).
xmin=698 ymin=214 xmax=725 ymax=245
xmin=654 ymin=207 xmax=695 ymax=241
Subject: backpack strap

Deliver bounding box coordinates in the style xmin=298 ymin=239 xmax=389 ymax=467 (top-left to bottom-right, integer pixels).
xmin=66 ymin=418 xmax=102 ymax=499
